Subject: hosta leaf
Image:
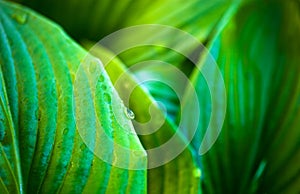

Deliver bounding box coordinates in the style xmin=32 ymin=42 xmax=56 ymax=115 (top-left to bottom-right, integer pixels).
xmin=0 ymin=1 xmax=146 ymax=193
xmin=180 ymin=0 xmax=300 ymax=193
xmin=88 ymin=44 xmax=201 ymax=194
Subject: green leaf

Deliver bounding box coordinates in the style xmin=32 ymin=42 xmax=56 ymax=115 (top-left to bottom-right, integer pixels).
xmin=0 ymin=1 xmax=147 ymax=193
xmin=180 ymin=0 xmax=300 ymax=193
xmin=88 ymin=44 xmax=202 ymax=194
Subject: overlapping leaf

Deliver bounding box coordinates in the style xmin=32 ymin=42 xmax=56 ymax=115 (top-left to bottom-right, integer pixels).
xmin=88 ymin=45 xmax=201 ymax=194
xmin=256 ymin=1 xmax=300 ymax=193
xmin=180 ymin=0 xmax=300 ymax=193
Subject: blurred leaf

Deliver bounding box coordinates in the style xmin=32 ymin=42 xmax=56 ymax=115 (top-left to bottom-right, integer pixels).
xmin=180 ymin=0 xmax=300 ymax=193
xmin=256 ymin=1 xmax=300 ymax=193
xmin=12 ymin=0 xmax=231 ymax=42
xmin=11 ymin=0 xmax=237 ymax=80
xmin=0 ymin=1 xmax=146 ymax=193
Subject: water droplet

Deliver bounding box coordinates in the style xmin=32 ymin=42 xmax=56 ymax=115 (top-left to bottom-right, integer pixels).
xmin=101 ymin=84 xmax=107 ymax=91
xmin=99 ymin=75 xmax=105 ymax=82
xmin=57 ymin=142 xmax=62 ymax=149
xmin=104 ymin=93 xmax=111 ymax=103
xmin=12 ymin=12 xmax=28 ymax=24
xmin=21 ymin=97 xmax=29 ymax=104
xmin=63 ymin=128 xmax=69 ymax=135
xmin=89 ymin=59 xmax=99 ymax=74
xmin=80 ymin=143 xmax=85 ymax=150
xmin=193 ymin=168 xmax=201 ymax=178
xmin=133 ymin=150 xmax=140 ymax=157
xmin=124 ymin=107 xmax=135 ymax=120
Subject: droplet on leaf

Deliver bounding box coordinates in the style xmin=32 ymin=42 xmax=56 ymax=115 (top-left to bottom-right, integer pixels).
xmin=124 ymin=107 xmax=135 ymax=120
xmin=89 ymin=59 xmax=99 ymax=74
xmin=12 ymin=12 xmax=28 ymax=24
xmin=104 ymin=93 xmax=111 ymax=103
xmin=63 ymin=128 xmax=69 ymax=135
xmin=99 ymin=75 xmax=104 ymax=82
xmin=80 ymin=143 xmax=85 ymax=150
xmin=101 ymin=84 xmax=107 ymax=91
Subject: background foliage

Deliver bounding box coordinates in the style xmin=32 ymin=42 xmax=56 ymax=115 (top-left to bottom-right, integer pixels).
xmin=0 ymin=0 xmax=299 ymax=193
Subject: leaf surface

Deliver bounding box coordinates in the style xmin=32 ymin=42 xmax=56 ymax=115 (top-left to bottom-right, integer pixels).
xmin=0 ymin=1 xmax=147 ymax=193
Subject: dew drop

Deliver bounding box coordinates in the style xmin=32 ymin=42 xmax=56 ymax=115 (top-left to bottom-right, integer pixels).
xmin=101 ymin=84 xmax=107 ymax=91
xmin=193 ymin=168 xmax=201 ymax=178
xmin=103 ymin=93 xmax=111 ymax=103
xmin=63 ymin=128 xmax=69 ymax=135
xmin=133 ymin=150 xmax=140 ymax=157
xmin=124 ymin=107 xmax=135 ymax=120
xmin=57 ymin=142 xmax=62 ymax=149
xmin=12 ymin=12 xmax=28 ymax=24
xmin=80 ymin=143 xmax=85 ymax=150
xmin=99 ymin=75 xmax=105 ymax=82
xmin=89 ymin=59 xmax=98 ymax=74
